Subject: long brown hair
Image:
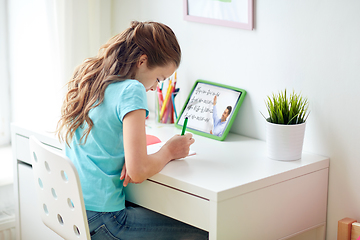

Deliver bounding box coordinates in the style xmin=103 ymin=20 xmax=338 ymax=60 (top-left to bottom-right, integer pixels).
xmin=56 ymin=21 xmax=181 ymax=146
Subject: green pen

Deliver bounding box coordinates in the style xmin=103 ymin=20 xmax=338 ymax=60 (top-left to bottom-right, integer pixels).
xmin=181 ymin=117 xmax=188 ymax=135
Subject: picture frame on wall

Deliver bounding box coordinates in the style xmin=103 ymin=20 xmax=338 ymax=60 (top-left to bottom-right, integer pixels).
xmin=183 ymin=0 xmax=253 ymax=30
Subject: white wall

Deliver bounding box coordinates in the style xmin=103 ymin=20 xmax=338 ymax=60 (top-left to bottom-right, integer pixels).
xmin=8 ymin=0 xmax=64 ymax=131
xmin=0 ymin=0 xmax=10 ymax=145
xmin=114 ymin=0 xmax=360 ymax=239
xmin=8 ymin=0 xmax=112 ymax=131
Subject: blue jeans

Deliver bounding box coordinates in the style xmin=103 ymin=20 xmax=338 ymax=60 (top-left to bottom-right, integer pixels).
xmin=86 ymin=203 xmax=209 ymax=240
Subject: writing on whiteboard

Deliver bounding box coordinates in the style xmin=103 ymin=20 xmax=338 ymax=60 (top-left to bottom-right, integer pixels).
xmin=183 ymin=113 xmax=211 ymax=123
xmin=178 ymin=81 xmax=242 ymax=138
xmin=184 ymin=86 xmax=222 ymax=124
xmin=194 ymin=86 xmax=221 ymax=97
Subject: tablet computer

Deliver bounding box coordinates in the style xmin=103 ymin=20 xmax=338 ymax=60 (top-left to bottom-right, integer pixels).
xmin=175 ymin=79 xmax=246 ymax=141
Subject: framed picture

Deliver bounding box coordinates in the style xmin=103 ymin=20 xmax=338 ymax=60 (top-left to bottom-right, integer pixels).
xmin=183 ymin=0 xmax=253 ymax=30
xmin=175 ymin=80 xmax=246 ymax=141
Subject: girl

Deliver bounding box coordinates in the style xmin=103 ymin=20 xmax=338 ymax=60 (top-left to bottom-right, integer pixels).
xmin=56 ymin=21 xmax=208 ymax=240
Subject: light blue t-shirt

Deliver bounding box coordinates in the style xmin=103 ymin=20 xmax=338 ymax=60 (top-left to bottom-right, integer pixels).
xmin=212 ymin=105 xmax=227 ymax=137
xmin=66 ymin=79 xmax=149 ymax=212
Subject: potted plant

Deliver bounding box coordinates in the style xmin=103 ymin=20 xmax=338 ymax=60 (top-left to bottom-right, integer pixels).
xmin=262 ymin=89 xmax=309 ymax=161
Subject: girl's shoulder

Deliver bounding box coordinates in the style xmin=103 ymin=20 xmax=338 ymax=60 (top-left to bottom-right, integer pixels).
xmin=108 ymin=79 xmax=144 ymax=91
xmin=105 ymin=79 xmax=146 ymax=102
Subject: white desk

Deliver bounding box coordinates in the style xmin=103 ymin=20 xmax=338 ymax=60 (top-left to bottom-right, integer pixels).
xmin=12 ymin=122 xmax=329 ymax=240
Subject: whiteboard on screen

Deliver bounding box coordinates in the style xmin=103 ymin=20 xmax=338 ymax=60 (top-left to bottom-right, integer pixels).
xmin=175 ymin=80 xmax=246 ymax=141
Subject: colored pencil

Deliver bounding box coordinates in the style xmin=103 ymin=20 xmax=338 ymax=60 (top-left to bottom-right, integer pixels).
xmin=159 ymin=80 xmax=173 ymax=120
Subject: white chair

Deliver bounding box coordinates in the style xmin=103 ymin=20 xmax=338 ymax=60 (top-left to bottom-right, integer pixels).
xmin=29 ymin=136 xmax=90 ymax=240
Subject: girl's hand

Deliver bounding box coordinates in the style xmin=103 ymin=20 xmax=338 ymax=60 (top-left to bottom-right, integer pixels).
xmin=120 ymin=163 xmax=142 ymax=187
xmin=162 ymin=133 xmax=195 ymax=160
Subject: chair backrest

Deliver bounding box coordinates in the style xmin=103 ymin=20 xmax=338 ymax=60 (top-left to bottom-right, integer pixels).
xmin=29 ymin=136 xmax=90 ymax=240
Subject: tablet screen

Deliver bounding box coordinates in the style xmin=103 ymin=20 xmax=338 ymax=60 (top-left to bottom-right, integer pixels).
xmin=176 ymin=80 xmax=246 ymax=141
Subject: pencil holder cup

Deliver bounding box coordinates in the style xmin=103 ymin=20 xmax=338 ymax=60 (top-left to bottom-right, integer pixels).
xmin=155 ymin=95 xmax=175 ymax=124
xmin=155 ymin=74 xmax=179 ymax=124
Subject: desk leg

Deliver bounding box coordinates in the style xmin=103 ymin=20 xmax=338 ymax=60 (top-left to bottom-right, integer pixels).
xmin=209 ymin=201 xmax=218 ymax=240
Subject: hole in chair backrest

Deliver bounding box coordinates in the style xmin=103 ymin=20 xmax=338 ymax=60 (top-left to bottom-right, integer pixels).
xmin=51 ymin=188 xmax=58 ymax=200
xmin=33 ymin=152 xmax=38 ymax=163
xmin=73 ymin=225 xmax=81 ymax=236
xmin=38 ymin=178 xmax=43 ymax=189
xmin=45 ymin=161 xmax=51 ymax=173
xmin=43 ymin=204 xmax=49 ymax=215
xmin=67 ymin=198 xmax=75 ymax=209
xmin=61 ymin=170 xmax=68 ymax=182
xmin=57 ymin=214 xmax=64 ymax=225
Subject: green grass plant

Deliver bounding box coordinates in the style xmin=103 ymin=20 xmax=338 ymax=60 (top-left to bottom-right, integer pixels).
xmin=262 ymin=89 xmax=309 ymax=125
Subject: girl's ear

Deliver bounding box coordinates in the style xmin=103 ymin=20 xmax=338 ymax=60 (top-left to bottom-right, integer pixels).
xmin=137 ymin=55 xmax=148 ymax=67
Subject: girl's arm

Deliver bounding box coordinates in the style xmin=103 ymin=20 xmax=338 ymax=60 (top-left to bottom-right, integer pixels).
xmin=121 ymin=109 xmax=194 ymax=186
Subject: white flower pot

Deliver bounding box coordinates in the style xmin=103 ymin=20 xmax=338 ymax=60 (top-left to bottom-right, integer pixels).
xmin=266 ymin=121 xmax=306 ymax=161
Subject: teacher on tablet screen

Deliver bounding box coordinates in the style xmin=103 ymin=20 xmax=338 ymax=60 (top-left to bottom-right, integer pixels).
xmin=210 ymin=95 xmax=232 ymax=136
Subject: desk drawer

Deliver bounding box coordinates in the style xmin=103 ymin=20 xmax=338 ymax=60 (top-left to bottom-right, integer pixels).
xmin=15 ymin=134 xmax=62 ymax=165
xmin=125 ymin=179 xmax=210 ymax=231
xmin=15 ymin=135 xmax=31 ymax=165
